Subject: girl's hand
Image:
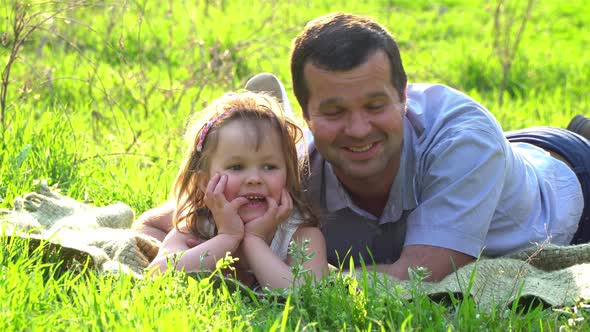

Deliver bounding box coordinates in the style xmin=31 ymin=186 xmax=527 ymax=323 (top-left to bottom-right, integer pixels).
xmin=203 ymin=173 xmax=248 ymax=239
xmin=245 ymin=189 xmax=293 ymax=242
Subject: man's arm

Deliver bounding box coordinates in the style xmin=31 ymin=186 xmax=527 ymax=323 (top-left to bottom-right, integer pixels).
xmin=384 ymin=128 xmax=506 ymax=281
xmin=132 ymin=200 xmax=176 ymax=241
xmin=376 ymin=245 xmax=474 ymax=281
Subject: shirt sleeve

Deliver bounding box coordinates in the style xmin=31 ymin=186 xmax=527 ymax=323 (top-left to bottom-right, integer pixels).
xmin=404 ymin=128 xmax=507 ymax=257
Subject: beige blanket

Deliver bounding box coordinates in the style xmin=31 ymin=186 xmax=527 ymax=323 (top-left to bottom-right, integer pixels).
xmin=2 ymin=182 xmax=589 ymax=308
xmin=367 ymin=243 xmax=590 ymax=309
xmin=0 ymin=181 xmax=160 ymax=278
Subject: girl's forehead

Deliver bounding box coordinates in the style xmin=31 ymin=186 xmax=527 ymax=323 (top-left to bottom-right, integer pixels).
xmin=215 ymin=119 xmax=282 ymax=150
xmin=220 ymin=118 xmax=277 ymax=135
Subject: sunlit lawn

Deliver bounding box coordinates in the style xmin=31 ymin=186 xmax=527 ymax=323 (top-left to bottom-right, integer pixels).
xmin=1 ymin=0 xmax=589 ymax=330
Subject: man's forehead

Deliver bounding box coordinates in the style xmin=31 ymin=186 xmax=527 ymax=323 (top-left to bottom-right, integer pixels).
xmin=303 ymin=49 xmax=390 ymax=75
xmin=303 ymin=56 xmax=396 ymax=105
xmin=304 ymin=52 xmax=390 ymax=85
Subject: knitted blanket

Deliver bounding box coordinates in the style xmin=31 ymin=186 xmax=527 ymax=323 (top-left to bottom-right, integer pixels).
xmin=1 ymin=182 xmax=589 ymax=309
xmin=0 ymin=181 xmax=161 ymax=278
xmin=365 ymin=243 xmax=590 ymax=309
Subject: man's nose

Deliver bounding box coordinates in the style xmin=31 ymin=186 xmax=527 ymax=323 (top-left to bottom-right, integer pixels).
xmin=344 ymin=110 xmax=372 ymax=138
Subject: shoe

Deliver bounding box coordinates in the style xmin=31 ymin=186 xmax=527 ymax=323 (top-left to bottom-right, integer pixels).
xmin=245 ymin=73 xmax=293 ymax=117
xmin=567 ymin=114 xmax=590 ymax=141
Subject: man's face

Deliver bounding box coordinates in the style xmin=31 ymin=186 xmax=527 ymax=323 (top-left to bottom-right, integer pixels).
xmin=304 ymin=50 xmax=405 ymax=185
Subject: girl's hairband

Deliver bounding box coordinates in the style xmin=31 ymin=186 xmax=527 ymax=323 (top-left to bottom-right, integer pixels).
xmin=196 ymin=108 xmax=239 ymax=153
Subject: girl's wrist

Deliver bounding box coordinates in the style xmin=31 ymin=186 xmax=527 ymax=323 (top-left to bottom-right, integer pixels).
xmin=243 ymin=233 xmax=268 ymax=245
xmin=216 ymin=224 xmax=244 ymax=239
xmin=244 ymin=229 xmax=274 ymax=244
xmin=215 ymin=232 xmax=244 ymax=249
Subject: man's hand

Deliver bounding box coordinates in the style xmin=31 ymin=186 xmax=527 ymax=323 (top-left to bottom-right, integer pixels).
xmin=203 ymin=173 xmax=248 ymax=239
xmin=378 ymin=245 xmax=475 ymax=282
xmin=133 ymin=200 xmax=176 ymax=242
xmin=244 ymin=189 xmax=292 ymax=243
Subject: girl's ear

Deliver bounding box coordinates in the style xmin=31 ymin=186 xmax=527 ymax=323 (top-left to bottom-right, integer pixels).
xmin=197 ymin=171 xmax=209 ymax=193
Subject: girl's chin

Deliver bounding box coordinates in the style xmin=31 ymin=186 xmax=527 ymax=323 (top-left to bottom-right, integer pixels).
xmin=239 ymin=211 xmax=266 ymax=224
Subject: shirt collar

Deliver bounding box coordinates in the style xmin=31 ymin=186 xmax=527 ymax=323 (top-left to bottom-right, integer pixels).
xmin=324 ymin=162 xmax=353 ymax=213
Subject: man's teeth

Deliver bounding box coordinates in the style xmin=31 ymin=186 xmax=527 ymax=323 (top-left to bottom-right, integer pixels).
xmin=348 ymin=144 xmax=372 ymax=152
xmin=246 ymin=195 xmax=264 ymax=200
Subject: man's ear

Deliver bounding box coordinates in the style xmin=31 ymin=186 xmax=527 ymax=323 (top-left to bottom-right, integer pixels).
xmin=303 ymin=112 xmax=313 ymax=130
xmin=302 ymin=107 xmax=311 ymax=123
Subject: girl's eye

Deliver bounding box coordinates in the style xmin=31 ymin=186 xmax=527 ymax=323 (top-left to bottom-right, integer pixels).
xmin=263 ymin=164 xmax=277 ymax=171
xmin=227 ymin=164 xmax=243 ymax=171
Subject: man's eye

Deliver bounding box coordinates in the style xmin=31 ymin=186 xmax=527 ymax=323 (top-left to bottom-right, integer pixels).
xmin=366 ymin=102 xmax=385 ymax=111
xmin=322 ymin=107 xmax=344 ymax=117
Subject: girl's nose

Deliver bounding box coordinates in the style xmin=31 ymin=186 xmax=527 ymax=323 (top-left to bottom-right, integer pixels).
xmin=246 ymin=171 xmax=262 ymax=184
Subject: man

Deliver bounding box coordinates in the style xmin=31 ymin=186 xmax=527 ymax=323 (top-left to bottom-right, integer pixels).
xmin=136 ymin=13 xmax=590 ymax=282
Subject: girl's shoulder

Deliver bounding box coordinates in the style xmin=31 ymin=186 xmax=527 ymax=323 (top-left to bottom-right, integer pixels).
xmin=271 ymin=210 xmax=303 ymax=261
xmin=271 ymin=208 xmax=320 ymax=261
xmin=279 ymin=208 xmax=305 ymax=228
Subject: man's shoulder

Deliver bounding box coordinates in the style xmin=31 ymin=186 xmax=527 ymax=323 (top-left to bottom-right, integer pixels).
xmin=406 ymin=83 xmax=501 ymax=139
xmin=407 ymin=83 xmax=462 ymax=95
xmin=407 ymin=83 xmax=478 ymax=110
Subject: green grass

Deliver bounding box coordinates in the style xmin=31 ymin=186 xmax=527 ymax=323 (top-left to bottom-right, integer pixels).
xmin=0 ymin=235 xmax=579 ymax=331
xmin=1 ymin=0 xmax=589 ymax=330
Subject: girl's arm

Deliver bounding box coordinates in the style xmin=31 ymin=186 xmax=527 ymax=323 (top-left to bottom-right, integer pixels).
xmin=241 ymin=226 xmax=328 ymax=288
xmin=148 ymin=173 xmax=249 ymax=274
xmin=147 ymin=222 xmax=242 ymax=274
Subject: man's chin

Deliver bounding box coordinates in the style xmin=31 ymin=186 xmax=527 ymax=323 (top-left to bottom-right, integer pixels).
xmin=331 ymin=149 xmax=399 ymax=182
xmin=333 ymin=160 xmax=384 ymax=181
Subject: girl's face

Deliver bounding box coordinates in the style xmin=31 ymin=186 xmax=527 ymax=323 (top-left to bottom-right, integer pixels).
xmin=205 ymin=120 xmax=288 ymax=223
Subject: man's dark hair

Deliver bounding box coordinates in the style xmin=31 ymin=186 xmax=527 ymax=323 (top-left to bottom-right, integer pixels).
xmin=290 ymin=12 xmax=407 ymax=118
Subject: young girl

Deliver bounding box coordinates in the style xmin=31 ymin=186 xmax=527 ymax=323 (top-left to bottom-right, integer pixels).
xmin=148 ymin=91 xmax=328 ymax=288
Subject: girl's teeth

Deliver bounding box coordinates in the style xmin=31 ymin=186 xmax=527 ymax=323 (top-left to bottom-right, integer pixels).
xmin=348 ymin=144 xmax=372 ymax=152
